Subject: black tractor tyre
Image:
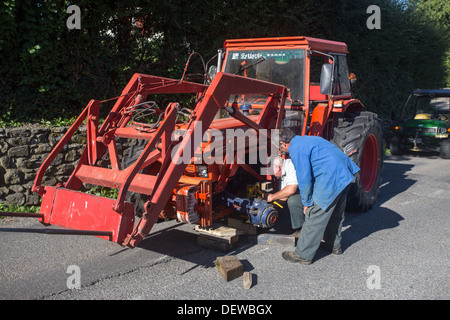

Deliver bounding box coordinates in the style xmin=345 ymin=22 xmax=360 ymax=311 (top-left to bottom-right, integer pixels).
xmin=331 ymin=111 xmax=384 ymax=212
xmin=122 ymin=143 xmax=148 ymax=217
xmin=440 ymin=139 xmax=450 ymax=159
xmin=389 ymin=135 xmax=403 ymax=155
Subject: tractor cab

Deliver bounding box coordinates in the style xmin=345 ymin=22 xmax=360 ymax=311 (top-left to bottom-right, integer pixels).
xmin=211 ymin=36 xmax=358 ymax=138
xmin=223 ymin=48 xmax=306 ymax=107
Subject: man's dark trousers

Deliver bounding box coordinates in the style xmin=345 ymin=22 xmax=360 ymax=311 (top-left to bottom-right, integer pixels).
xmin=295 ymin=185 xmax=350 ymax=261
xmin=283 ymin=194 xmax=305 ymax=230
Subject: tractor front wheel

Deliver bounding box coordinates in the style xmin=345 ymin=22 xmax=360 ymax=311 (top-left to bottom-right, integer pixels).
xmin=331 ymin=111 xmax=384 ymax=212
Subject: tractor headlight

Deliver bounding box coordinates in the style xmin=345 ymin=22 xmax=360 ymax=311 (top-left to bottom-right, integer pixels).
xmin=394 ymin=125 xmax=403 ymax=133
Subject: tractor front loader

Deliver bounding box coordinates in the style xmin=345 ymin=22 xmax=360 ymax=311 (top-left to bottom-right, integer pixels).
xmin=2 ymin=71 xmax=287 ymax=247
xmin=1 ymin=36 xmax=384 ymax=247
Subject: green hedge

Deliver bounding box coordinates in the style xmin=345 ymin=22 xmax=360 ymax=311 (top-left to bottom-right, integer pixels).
xmin=0 ymin=0 xmax=448 ymax=126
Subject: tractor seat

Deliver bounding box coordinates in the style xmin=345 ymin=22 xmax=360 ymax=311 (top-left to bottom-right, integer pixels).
xmin=414 ymin=113 xmax=432 ymax=120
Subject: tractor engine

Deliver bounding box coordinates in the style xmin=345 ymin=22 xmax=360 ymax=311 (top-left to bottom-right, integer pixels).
xmin=218 ymin=192 xmax=278 ymax=229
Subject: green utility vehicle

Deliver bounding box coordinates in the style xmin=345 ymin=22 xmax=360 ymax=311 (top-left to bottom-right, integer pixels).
xmin=390 ymin=89 xmax=450 ymax=158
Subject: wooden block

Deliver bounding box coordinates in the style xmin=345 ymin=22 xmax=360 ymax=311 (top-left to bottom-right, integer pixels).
xmin=195 ymin=225 xmax=245 ymax=238
xmin=215 ymin=256 xmax=243 ymax=282
xmin=227 ymin=217 xmax=258 ymax=235
xmin=197 ymin=235 xmax=237 ymax=252
xmin=243 ymin=272 xmax=252 ymax=290
xmin=257 ymin=233 xmax=295 ymax=246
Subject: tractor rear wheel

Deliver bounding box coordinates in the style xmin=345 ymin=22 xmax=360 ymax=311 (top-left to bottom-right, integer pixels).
xmin=331 ymin=111 xmax=384 ymax=212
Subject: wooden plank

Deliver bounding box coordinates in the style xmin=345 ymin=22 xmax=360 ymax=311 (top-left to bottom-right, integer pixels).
xmin=243 ymin=272 xmax=252 ymax=290
xmin=195 ymin=225 xmax=245 ymax=238
xmin=215 ymin=256 xmax=243 ymax=282
xmin=195 ymin=224 xmax=243 ymax=252
xmin=227 ymin=217 xmax=258 ymax=235
xmin=255 ymin=233 xmax=295 ymax=246
xmin=196 ymin=233 xmax=238 ymax=252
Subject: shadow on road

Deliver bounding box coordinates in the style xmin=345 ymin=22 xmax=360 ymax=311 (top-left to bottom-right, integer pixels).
xmin=134 ymin=220 xmax=260 ymax=272
xmin=376 ymin=156 xmax=417 ymax=205
xmin=129 ymin=157 xmax=419 ymax=266
xmin=314 ymin=158 xmax=417 ymax=261
xmin=341 ymin=158 xmax=418 ymax=248
xmin=340 ymin=207 xmax=404 ymax=253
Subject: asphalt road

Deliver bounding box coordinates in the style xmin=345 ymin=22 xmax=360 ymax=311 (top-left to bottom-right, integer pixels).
xmin=0 ymin=154 xmax=449 ymax=301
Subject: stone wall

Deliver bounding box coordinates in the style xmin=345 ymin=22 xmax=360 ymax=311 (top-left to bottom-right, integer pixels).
xmin=0 ymin=126 xmax=87 ymax=206
xmin=0 ymin=125 xmax=143 ymax=206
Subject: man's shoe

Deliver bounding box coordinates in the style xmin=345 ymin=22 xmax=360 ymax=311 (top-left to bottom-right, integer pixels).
xmin=282 ymin=251 xmax=312 ymax=264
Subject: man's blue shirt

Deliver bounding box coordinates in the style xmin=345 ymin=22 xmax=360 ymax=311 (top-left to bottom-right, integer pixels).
xmin=288 ymin=135 xmax=360 ymax=211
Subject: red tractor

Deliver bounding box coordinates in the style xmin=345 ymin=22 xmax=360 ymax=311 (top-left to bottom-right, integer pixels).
xmin=1 ymin=36 xmax=384 ymax=247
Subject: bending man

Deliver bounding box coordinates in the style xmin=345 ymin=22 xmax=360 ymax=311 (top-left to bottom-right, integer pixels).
xmin=266 ymin=156 xmax=304 ymax=238
xmin=278 ymin=128 xmax=360 ymax=264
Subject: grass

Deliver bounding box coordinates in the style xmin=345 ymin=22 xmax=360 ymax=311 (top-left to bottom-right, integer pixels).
xmin=0 ymin=116 xmax=79 ymax=129
xmin=85 ymin=186 xmax=119 ymax=199
xmin=0 ymin=203 xmax=41 ymax=219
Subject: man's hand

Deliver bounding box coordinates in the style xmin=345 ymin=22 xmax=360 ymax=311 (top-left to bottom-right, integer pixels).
xmin=265 ymin=185 xmax=297 ymax=204
xmin=303 ymin=206 xmax=309 ymax=215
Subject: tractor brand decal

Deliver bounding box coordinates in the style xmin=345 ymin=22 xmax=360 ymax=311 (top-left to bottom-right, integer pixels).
xmin=230 ymin=50 xmax=304 ymax=61
xmin=231 ymin=52 xmax=263 ymax=60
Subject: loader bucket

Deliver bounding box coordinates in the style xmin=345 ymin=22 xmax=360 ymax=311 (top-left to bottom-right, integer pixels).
xmin=39 ymin=186 xmax=135 ymax=244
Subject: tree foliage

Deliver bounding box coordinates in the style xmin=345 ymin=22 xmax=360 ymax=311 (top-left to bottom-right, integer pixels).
xmin=0 ymin=0 xmax=448 ymax=125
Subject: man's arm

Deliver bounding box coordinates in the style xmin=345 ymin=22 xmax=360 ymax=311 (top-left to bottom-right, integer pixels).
xmin=267 ymin=184 xmax=298 ymax=203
